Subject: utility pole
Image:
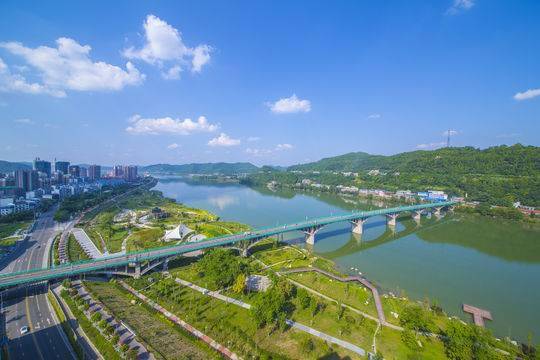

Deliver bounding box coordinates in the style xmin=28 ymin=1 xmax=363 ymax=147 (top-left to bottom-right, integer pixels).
xmin=447 ymin=129 xmax=451 ymax=148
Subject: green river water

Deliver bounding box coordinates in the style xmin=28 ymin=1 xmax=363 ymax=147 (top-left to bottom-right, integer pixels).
xmin=154 ymin=177 xmax=540 ymax=343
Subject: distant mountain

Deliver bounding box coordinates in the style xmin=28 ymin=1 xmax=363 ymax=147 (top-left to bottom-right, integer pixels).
xmin=0 ymin=160 xmax=32 ymax=173
xmin=288 ymin=144 xmax=540 ymax=176
xmin=140 ymin=162 xmax=259 ymax=175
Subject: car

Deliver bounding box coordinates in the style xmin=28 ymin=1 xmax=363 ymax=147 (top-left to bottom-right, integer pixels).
xmin=20 ymin=326 xmax=29 ymax=335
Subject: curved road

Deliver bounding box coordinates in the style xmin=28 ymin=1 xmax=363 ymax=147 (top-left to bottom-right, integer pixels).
xmin=1 ymin=208 xmax=75 ymax=360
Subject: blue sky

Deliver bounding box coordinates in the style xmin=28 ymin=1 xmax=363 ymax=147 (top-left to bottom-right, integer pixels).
xmin=0 ymin=0 xmax=538 ymax=166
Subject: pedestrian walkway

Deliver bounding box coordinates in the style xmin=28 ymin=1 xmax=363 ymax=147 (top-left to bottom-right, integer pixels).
xmin=286 ymin=320 xmax=365 ymax=356
xmin=175 ymin=278 xmax=251 ymax=309
xmin=72 ymin=228 xmax=103 ymax=259
xmin=174 ymin=277 xmax=367 ymax=357
xmin=118 ymin=280 xmax=240 ymax=360
xmin=280 ymin=267 xmax=389 ymax=326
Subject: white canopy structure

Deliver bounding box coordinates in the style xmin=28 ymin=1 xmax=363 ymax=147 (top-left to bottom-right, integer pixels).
xmin=164 ymin=224 xmax=193 ymax=242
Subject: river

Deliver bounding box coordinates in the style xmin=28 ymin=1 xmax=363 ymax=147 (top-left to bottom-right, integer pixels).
xmin=153 ymin=176 xmax=540 ymax=343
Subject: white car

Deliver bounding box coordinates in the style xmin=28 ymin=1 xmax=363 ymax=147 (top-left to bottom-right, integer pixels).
xmin=20 ymin=326 xmax=29 ymax=335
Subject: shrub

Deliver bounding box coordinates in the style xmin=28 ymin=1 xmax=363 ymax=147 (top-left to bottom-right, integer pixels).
xmin=91 ymin=312 xmax=102 ymax=322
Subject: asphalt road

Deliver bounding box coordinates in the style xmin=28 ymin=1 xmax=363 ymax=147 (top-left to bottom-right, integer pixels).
xmin=2 ymin=208 xmax=75 ymax=360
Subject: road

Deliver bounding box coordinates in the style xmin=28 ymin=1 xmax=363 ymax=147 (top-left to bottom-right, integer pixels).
xmin=1 ymin=207 xmax=75 ymax=360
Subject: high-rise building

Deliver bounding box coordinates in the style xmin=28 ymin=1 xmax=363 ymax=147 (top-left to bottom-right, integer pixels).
xmin=69 ymin=165 xmax=80 ymax=178
xmin=14 ymin=170 xmax=26 ymax=190
xmin=124 ymin=165 xmax=138 ymax=182
xmin=113 ymin=165 xmax=124 ymax=178
xmin=55 ymin=161 xmax=70 ymax=174
xmin=15 ymin=170 xmax=39 ymax=191
xmin=33 ymin=158 xmax=51 ymax=177
xmin=80 ymin=167 xmax=88 ymax=178
xmin=88 ymin=165 xmax=101 ymax=180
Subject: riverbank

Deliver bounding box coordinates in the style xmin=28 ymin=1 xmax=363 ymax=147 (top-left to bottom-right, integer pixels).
xmin=152 ymin=177 xmax=540 ymax=344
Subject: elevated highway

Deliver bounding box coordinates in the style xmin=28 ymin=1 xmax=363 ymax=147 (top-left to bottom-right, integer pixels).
xmin=0 ymin=201 xmax=456 ymax=289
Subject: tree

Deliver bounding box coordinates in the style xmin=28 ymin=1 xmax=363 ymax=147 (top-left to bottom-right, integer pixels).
xmin=251 ymin=280 xmax=293 ymax=330
xmin=297 ymin=288 xmax=312 ymax=309
xmin=399 ymin=304 xmax=435 ymax=333
xmin=443 ymin=320 xmax=499 ymax=360
xmin=197 ymin=249 xmax=246 ymax=289
xmin=232 ymin=273 xmax=246 ymax=294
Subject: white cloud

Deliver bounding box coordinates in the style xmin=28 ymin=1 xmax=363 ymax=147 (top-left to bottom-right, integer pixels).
xmin=0 ymin=38 xmax=144 ymax=96
xmin=208 ymin=133 xmax=241 ymax=147
xmin=367 ymin=113 xmax=381 ymax=119
xmin=126 ymin=115 xmax=218 ymax=135
xmin=247 ymin=136 xmax=260 ymax=142
xmin=416 ymin=142 xmax=446 ymax=149
xmin=442 ymin=129 xmax=459 ymax=136
xmin=267 ymin=94 xmax=311 ymax=114
xmin=446 ymin=0 xmax=475 ymax=15
xmin=14 ymin=118 xmax=34 ymax=124
xmin=123 ymin=15 xmax=212 ymax=76
xmin=162 ymin=65 xmax=182 ymax=80
xmin=191 ymin=45 xmax=211 ymax=73
xmin=0 ymin=57 xmax=66 ymax=97
xmin=514 ymin=88 xmax=540 ymax=101
xmin=275 ymin=143 xmax=293 ymax=151
xmin=167 ymin=143 xmax=179 ymax=149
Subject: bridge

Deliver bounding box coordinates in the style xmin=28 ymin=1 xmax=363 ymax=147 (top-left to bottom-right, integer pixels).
xmin=0 ymin=201 xmax=455 ymax=289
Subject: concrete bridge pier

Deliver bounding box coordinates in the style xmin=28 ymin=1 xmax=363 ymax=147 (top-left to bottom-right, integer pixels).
xmin=386 ymin=213 xmax=398 ymax=227
xmin=412 ymin=210 xmax=423 ymax=223
xmin=434 ymin=207 xmax=443 ymax=218
xmin=134 ymin=264 xmax=141 ymax=279
xmin=303 ymin=226 xmax=323 ymax=245
xmin=448 ymin=205 xmax=455 ymax=212
xmin=350 ymin=218 xmax=367 ymax=235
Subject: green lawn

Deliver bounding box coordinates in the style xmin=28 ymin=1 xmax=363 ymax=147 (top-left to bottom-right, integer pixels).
xmin=0 ymin=236 xmax=18 ymax=248
xmin=0 ymin=221 xmax=30 ymax=239
xmin=125 ymin=275 xmax=362 ymax=359
xmin=126 ymin=227 xmax=164 ymax=252
xmin=288 ymin=271 xmax=379 ymax=319
xmin=67 ymin=233 xmax=89 ymax=262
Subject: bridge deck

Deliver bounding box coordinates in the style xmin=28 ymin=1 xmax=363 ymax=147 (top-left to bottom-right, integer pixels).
xmin=0 ymin=201 xmax=456 ymax=288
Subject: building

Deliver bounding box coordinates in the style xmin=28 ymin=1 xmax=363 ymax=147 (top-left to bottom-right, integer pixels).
xmin=113 ymin=165 xmax=124 ymax=178
xmin=88 ymin=165 xmax=101 ymax=180
xmin=55 ymin=160 xmax=70 ymax=174
xmin=15 ymin=169 xmax=39 ymax=192
xmin=80 ymin=167 xmax=88 ymax=178
xmin=33 ymin=158 xmax=51 ymax=177
xmin=123 ymin=165 xmax=138 ymax=182
xmin=68 ymin=165 xmax=80 ymax=178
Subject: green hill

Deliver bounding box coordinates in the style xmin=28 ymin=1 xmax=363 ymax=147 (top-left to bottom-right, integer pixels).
xmin=141 ymin=162 xmax=259 ymax=175
xmin=289 ymin=144 xmax=539 ymax=176
xmin=0 ymin=160 xmax=32 ymax=173
xmin=245 ymin=145 xmax=540 ymax=207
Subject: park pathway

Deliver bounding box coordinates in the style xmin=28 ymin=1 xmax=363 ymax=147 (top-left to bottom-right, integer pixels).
xmin=174 ymin=277 xmax=366 ymax=357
